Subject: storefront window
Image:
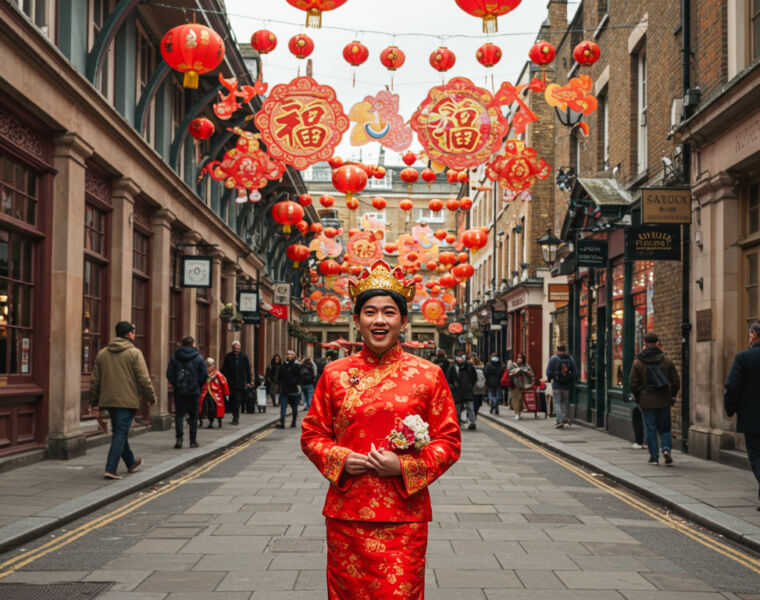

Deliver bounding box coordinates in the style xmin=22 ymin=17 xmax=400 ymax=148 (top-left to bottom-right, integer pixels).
xmin=579 ymin=279 xmax=588 ymax=381
xmin=83 ymin=204 xmax=108 ymax=375
xmin=196 ymin=286 xmax=209 ymax=358
xmin=611 ymin=263 xmax=625 ymax=387
xmin=131 ymin=230 xmax=150 ymax=354
xmin=632 ymin=260 xmax=655 ymax=352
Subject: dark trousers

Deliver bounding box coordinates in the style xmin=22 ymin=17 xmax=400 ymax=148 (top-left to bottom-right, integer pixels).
xmin=174 ymin=394 xmax=199 ymax=442
xmin=229 ymin=389 xmax=244 ymax=422
xmin=279 ymin=393 xmax=299 ymax=425
xmin=632 ymin=405 xmax=644 ymax=445
xmin=746 ymin=432 xmax=760 ymax=498
xmin=106 ymin=408 xmax=137 ymax=473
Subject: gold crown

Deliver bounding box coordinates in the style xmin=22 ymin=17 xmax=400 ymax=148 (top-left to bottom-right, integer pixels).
xmin=348 ymin=260 xmax=416 ymax=303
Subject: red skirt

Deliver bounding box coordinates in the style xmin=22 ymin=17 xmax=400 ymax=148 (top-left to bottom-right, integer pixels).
xmin=326 ymin=518 xmax=428 ymax=600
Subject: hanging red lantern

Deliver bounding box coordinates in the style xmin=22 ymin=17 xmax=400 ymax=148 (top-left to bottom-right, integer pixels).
xmin=421 ymin=168 xmax=437 ymax=185
xmin=452 ymin=262 xmax=474 ymax=280
xmin=371 ymin=196 xmax=387 ymax=210
xmin=459 ymin=196 xmax=473 ymax=210
xmin=319 ymin=259 xmax=342 ymax=287
xmin=457 ymin=252 xmax=469 ymax=263
xmin=445 ymin=233 xmax=457 ymax=244
xmin=445 ymin=198 xmax=459 ymax=211
xmin=413 ymin=274 xmax=424 ymax=283
xmin=272 ymin=200 xmax=305 ymax=233
xmin=384 ymin=242 xmax=397 ymax=253
xmin=373 ymin=165 xmax=386 ymax=179
xmin=430 ymin=47 xmax=456 ymax=72
xmin=446 ymin=169 xmax=460 ymax=183
xmin=295 ymin=220 xmax=310 ymax=235
xmin=402 ymin=151 xmax=417 ymax=166
xmin=428 ymin=198 xmax=444 ymax=212
xmin=434 ymin=229 xmax=448 ymax=241
xmin=573 ymin=40 xmax=601 ymax=67
xmin=286 ymin=244 xmax=310 ymax=267
xmin=324 ymin=227 xmax=338 ymax=238
xmin=479 ymin=225 xmax=490 ymax=235
xmin=332 ymin=164 xmax=368 ymax=201
xmin=288 ymin=33 xmax=315 ymax=59
xmin=439 ymin=251 xmax=458 ymax=266
xmin=529 ymin=40 xmax=556 ymax=66
xmin=380 ymin=45 xmax=406 ymax=71
xmin=399 ymin=199 xmax=413 ymax=212
xmin=298 ymin=193 xmax=313 ymax=206
xmin=251 ymin=30 xmax=277 ymax=54
xmin=400 ymin=168 xmax=419 ymax=184
xmin=455 ymin=0 xmax=523 ymax=33
xmin=319 ymin=194 xmax=335 ymax=208
xmin=161 ymin=24 xmax=225 ymax=89
xmin=426 ymin=261 xmax=438 ymax=271
xmin=476 ymin=42 xmax=502 ymax=68
xmin=457 ymin=171 xmax=469 ymax=183
xmin=462 ymin=228 xmax=488 ymax=252
xmin=343 ymin=40 xmax=369 ymax=66
xmin=327 ymin=156 xmax=344 ymax=169
xmin=286 ymin=0 xmax=348 ymax=28
xmin=345 ymin=197 xmax=359 ymax=210
xmin=310 ymin=222 xmax=323 ymax=234
xmin=188 ymin=117 xmax=214 ymax=140
xmin=439 ymin=273 xmax=458 ymax=289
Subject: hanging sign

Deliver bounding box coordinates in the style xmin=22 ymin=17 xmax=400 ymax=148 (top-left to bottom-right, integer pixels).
xmin=641 ymin=187 xmax=691 ymax=224
xmin=348 ymin=90 xmax=413 ymax=152
xmin=254 ymin=76 xmax=349 ymax=170
xmin=548 ymin=284 xmax=570 ymax=304
xmin=410 ymin=77 xmax=508 ymax=169
xmin=625 ymin=224 xmax=681 ymax=260
xmin=577 ymin=240 xmax=608 ymax=268
xmin=346 ymin=230 xmax=383 ymax=265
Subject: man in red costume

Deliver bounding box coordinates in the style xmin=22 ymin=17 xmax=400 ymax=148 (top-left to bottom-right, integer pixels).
xmin=301 ymin=260 xmax=461 ymax=600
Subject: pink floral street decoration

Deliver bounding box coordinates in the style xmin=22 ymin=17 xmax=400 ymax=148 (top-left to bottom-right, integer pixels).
xmin=384 ymin=415 xmax=431 ymax=451
xmin=348 ymin=90 xmax=413 ymax=152
xmin=486 ymin=139 xmax=550 ymax=193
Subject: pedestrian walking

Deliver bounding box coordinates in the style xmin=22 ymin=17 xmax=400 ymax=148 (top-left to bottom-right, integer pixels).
xmin=484 ymin=352 xmax=505 ymax=414
xmin=629 ymin=332 xmax=680 ymax=465
xmin=89 ymin=321 xmax=156 ymax=480
xmin=471 ymin=355 xmax=486 ymax=421
xmin=546 ymin=344 xmax=578 ymax=428
xmin=724 ymin=321 xmax=760 ymax=510
xmin=508 ymin=353 xmax=534 ymax=420
xmin=433 ymin=348 xmax=450 ymax=372
xmin=276 ymin=349 xmax=301 ymax=428
xmin=447 ymin=350 xmax=478 ymax=430
xmin=265 ymin=354 xmax=282 ymax=407
xmin=166 ymin=336 xmax=207 ymax=449
xmin=200 ymin=358 xmax=228 ymax=429
xmin=220 ymin=340 xmax=252 ymax=425
xmin=301 ymin=261 xmax=460 ymax=599
xmin=300 ymin=356 xmax=317 ymax=411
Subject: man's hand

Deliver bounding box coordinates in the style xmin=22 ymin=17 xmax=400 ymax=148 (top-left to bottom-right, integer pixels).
xmin=344 ymin=452 xmax=371 ymax=476
xmin=367 ymin=443 xmax=402 ymax=477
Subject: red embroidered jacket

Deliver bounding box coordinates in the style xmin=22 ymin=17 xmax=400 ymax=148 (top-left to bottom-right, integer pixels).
xmin=301 ymin=344 xmax=461 ymax=522
xmin=200 ymin=371 xmax=229 ymax=418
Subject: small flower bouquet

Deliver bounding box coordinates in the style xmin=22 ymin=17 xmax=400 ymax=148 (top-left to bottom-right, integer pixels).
xmin=385 ymin=415 xmax=431 ymax=452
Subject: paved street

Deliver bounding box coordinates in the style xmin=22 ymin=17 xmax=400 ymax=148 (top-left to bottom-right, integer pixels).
xmin=1 ymin=415 xmax=759 ymax=599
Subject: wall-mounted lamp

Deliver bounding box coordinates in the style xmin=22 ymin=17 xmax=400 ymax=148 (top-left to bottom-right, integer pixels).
xmin=696 ymin=277 xmax=704 ymax=291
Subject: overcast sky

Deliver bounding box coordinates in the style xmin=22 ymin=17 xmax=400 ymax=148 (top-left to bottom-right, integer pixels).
xmin=226 ymin=0 xmax=573 ymax=165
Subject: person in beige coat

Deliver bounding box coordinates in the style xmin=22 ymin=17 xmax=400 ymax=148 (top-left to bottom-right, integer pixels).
xmin=508 ymin=352 xmax=535 ymax=420
xmin=90 ymin=321 xmax=156 ymax=479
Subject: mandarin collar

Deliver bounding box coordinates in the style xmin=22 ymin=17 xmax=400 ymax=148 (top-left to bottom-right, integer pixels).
xmin=360 ymin=343 xmax=404 ymax=364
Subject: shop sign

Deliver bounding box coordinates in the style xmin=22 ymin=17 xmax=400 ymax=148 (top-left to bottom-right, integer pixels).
xmin=491 ymin=310 xmax=507 ymax=324
xmin=548 ymin=284 xmax=569 ymax=303
xmin=273 ymin=282 xmax=291 ymax=305
xmin=641 ymin=187 xmax=691 ymax=224
xmin=577 ymin=240 xmax=608 ymax=268
xmin=490 ymin=324 xmax=502 ymax=331
xmin=508 ymin=292 xmax=527 ymax=310
xmin=625 ymin=224 xmax=681 ymax=260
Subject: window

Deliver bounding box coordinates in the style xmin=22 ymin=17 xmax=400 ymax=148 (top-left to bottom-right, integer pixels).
xmin=598 ymin=92 xmax=609 ymax=171
xmin=0 ymin=230 xmax=36 ymax=376
xmin=136 ymin=22 xmax=156 ymax=145
xmin=131 ymin=230 xmax=150 ymax=354
xmin=636 ymin=49 xmax=648 ymax=174
xmin=172 ymin=83 xmax=185 ymax=179
xmin=748 ymin=183 xmax=760 ymax=236
xmin=0 ymin=155 xmax=38 ymax=226
xmin=632 ymin=261 xmax=655 ymax=353
xmin=168 ymin=245 xmax=182 ymax=358
xmin=89 ymin=0 xmax=115 ymax=101
xmin=415 ymin=209 xmax=444 ymax=224
xmin=752 ymin=0 xmax=760 ymax=61
xmin=83 ymin=205 xmax=109 ymax=375
xmin=13 ymin=0 xmax=53 ymax=37
xmin=743 ymin=183 xmax=760 ymax=334
xmin=367 ymin=171 xmax=392 ymax=189
xmin=196 ymin=287 xmax=210 ymax=358
xmin=610 ymin=263 xmax=625 ymax=386
xmin=579 ymin=280 xmax=589 ymax=382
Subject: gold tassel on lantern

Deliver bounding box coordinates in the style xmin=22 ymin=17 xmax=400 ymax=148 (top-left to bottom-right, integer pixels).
xmin=483 ymin=14 xmax=497 ymax=33
xmin=183 ymin=70 xmax=199 ymax=89
xmin=306 ymin=7 xmax=322 ymax=27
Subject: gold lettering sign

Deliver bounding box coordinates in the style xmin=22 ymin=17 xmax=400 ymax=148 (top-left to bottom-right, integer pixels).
xmin=642 ymin=188 xmax=692 ymax=224
xmin=548 ymin=284 xmax=570 ymax=304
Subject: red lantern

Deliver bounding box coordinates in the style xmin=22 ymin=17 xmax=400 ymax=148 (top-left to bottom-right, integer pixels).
xmin=371 ymin=196 xmax=387 ymax=210
xmin=251 ymin=30 xmax=277 ymax=54
xmin=462 ymin=228 xmax=488 ymax=252
xmin=286 ymin=244 xmax=310 ymax=267
xmin=385 ymin=242 xmax=397 ymax=253
xmin=380 ymin=45 xmax=406 ymax=71
xmin=399 ymin=199 xmax=413 ymax=212
xmin=428 ymin=199 xmax=444 ymax=212
xmin=319 ymin=194 xmax=335 ymax=208
xmin=332 ymin=164 xmax=368 ymax=201
xmin=324 ymin=227 xmax=338 ymax=238
xmin=295 ymin=220 xmax=310 ymax=235
xmin=440 ymin=273 xmax=458 ymax=288
xmin=459 ymin=196 xmax=473 ymax=210
xmin=430 ymin=47 xmax=456 ymax=72
xmin=400 ymin=168 xmax=419 ymax=184
xmin=343 ymin=40 xmax=369 ymax=66
xmin=445 ymin=198 xmax=459 ymax=211
xmin=310 ymin=222 xmax=323 ymax=234
xmin=319 ymin=259 xmax=342 ymax=286
xmin=457 ymin=252 xmax=469 ymax=263
xmin=272 ymin=200 xmax=305 ymax=233
xmin=476 ymin=42 xmax=502 ymax=68
xmin=345 ymin=197 xmax=359 ymax=210
xmin=573 ymin=40 xmax=601 ymax=67
xmin=413 ymin=274 xmax=423 ymax=283
xmin=445 ymin=233 xmax=457 ymax=244
xmin=439 ymin=251 xmax=457 ymax=266
xmin=161 ymin=24 xmax=225 ymax=89
xmin=188 ymin=117 xmax=214 ymax=140
xmin=327 ymin=156 xmax=344 ymax=168
xmin=406 ymin=251 xmax=418 ymax=262
xmin=446 ymin=170 xmax=459 ymax=183
xmin=457 ymin=171 xmax=469 ymax=183
xmin=286 ymin=0 xmax=348 ymax=28
xmin=452 ymin=262 xmax=474 ymax=280
xmin=402 ymin=151 xmax=417 ymax=166
xmin=374 ymin=165 xmax=386 ymax=179
xmin=434 ymin=229 xmax=448 ymax=241
xmin=479 ymin=226 xmax=490 ymax=235
xmin=425 ymin=261 xmax=437 ymax=271
xmin=455 ymin=0 xmax=523 ymax=33
xmin=421 ymin=168 xmax=437 ymax=184
xmin=529 ymin=40 xmax=556 ymax=66
xmin=298 ymin=193 xmax=313 ymax=206
xmin=288 ymin=34 xmax=314 ymax=59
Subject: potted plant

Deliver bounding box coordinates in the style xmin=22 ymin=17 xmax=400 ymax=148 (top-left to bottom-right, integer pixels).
xmin=219 ymin=303 xmax=235 ymax=323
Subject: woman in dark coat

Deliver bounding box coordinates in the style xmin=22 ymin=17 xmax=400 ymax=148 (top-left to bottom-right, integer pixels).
xmin=265 ymin=354 xmax=282 ymax=407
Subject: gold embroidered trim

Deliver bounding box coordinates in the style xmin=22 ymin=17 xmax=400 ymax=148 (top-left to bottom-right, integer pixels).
xmin=400 ymin=454 xmax=428 ymax=495
xmin=325 ymin=446 xmax=352 ymax=485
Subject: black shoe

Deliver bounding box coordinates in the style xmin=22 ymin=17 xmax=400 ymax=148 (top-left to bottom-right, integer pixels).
xmin=207 ymin=423 xmax=214 ymax=429
xmin=231 ymin=420 xmax=239 ymax=425
xmin=275 ymin=422 xmax=285 ymax=429
xmin=467 ymin=423 xmax=476 ymax=430
xmin=218 ymin=420 xmax=223 ymax=428
xmin=190 ymin=441 xmax=199 ymax=448
xmin=663 ymin=450 xmax=673 ymax=465
xmin=174 ymin=439 xmax=182 ymax=449
xmin=290 ymin=422 xmax=297 ymax=428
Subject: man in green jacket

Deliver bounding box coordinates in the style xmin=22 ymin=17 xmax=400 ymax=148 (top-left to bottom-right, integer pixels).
xmin=90 ymin=321 xmax=157 ymax=479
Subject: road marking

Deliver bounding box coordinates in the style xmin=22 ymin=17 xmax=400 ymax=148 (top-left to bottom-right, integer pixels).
xmin=485 ymin=419 xmax=760 ymax=574
xmin=0 ymin=428 xmax=274 ymax=579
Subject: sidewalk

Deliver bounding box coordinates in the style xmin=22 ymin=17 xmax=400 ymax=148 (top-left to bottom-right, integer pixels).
xmin=481 ymin=409 xmax=760 ymax=553
xmin=0 ymin=408 xmax=284 ymax=553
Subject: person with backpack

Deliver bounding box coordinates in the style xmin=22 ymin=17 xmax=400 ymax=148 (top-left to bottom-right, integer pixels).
xmin=546 ymin=345 xmax=578 ymax=429
xmin=485 ymin=353 xmax=505 ymax=414
xmin=166 ymin=336 xmax=208 ymax=449
xmin=300 ymin=356 xmax=317 ymax=411
xmin=629 ymin=332 xmax=680 ymax=465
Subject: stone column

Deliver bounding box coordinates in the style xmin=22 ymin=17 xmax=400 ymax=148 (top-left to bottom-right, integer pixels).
xmin=109 ymin=178 xmax=139 ymax=331
xmin=221 ymin=262 xmax=238 ymax=351
xmin=181 ymin=231 xmax=201 ymax=343
xmin=148 ymin=208 xmax=176 ymax=430
xmin=47 ymin=133 xmax=93 ymax=459
xmin=208 ymin=251 xmax=225 ymax=363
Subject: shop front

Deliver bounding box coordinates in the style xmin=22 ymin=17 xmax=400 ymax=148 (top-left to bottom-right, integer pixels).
xmin=498 ymin=283 xmax=544 ymax=375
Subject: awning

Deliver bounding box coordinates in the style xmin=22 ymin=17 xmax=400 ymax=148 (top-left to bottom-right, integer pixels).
xmin=560 ymin=177 xmax=633 ymax=241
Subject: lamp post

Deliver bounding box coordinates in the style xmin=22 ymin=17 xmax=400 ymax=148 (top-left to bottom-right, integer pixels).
xmin=536 ymin=228 xmax=562 ymax=267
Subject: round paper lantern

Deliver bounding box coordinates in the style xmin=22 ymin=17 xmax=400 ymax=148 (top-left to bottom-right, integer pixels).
xmin=271 ymin=200 xmax=304 ymax=233
xmin=310 ymin=222 xmax=323 ymax=234
xmin=332 ymin=164 xmax=368 ymax=201
xmin=455 ymin=0 xmax=523 ymax=33
xmin=573 ymin=40 xmax=601 ymax=66
xmin=421 ymin=168 xmax=437 ymax=184
xmin=343 ymin=40 xmax=369 ymax=66
xmin=161 ymin=24 xmax=225 ymax=89
xmin=462 ymin=228 xmax=488 ymax=252
xmin=476 ymin=42 xmax=502 ymax=68
xmin=445 ymin=233 xmax=457 ymax=244
xmin=188 ymin=117 xmax=214 ymax=140
xmin=380 ymin=45 xmax=406 ymax=71
xmin=439 ymin=251 xmax=457 ymax=266
xmin=457 ymin=170 xmax=469 ymax=183
xmin=445 ymin=198 xmax=460 ymax=211
xmin=452 ymin=262 xmax=474 ymax=280
xmin=402 ymin=151 xmax=417 ymax=166
xmin=479 ymin=225 xmax=490 ymax=235
xmin=428 ymin=198 xmax=444 ymax=212
xmin=371 ymin=196 xmax=387 ymax=210
xmin=324 ymin=227 xmax=338 ymax=238
xmin=327 ymin=156 xmax=344 ymax=168
xmin=406 ymin=251 xmax=418 ymax=262
xmin=440 ymin=273 xmax=458 ymax=288
xmin=295 ymin=220 xmax=310 ymax=235
xmin=430 ymin=47 xmax=456 ymax=72
xmin=384 ymin=242 xmax=397 ymax=253
xmin=459 ymin=196 xmax=473 ymax=210
xmin=434 ymin=229 xmax=448 ymax=241
xmin=413 ymin=274 xmax=423 ymax=283
xmin=399 ymin=199 xmax=413 ymax=211
xmin=319 ymin=259 xmax=342 ymax=287
xmin=400 ymin=168 xmax=419 ymax=184
xmin=446 ymin=169 xmax=460 ymax=183
xmin=425 ymin=261 xmax=437 ymax=271
xmin=286 ymin=244 xmax=310 ymax=267
xmin=345 ymin=196 xmax=359 ymax=210
xmin=319 ymin=194 xmax=335 ymax=208
xmin=298 ymin=193 xmax=313 ymax=206
xmin=288 ymin=33 xmax=314 ymax=59
xmin=286 ymin=0 xmax=348 ymax=28
xmin=529 ymin=40 xmax=556 ymax=66
xmin=373 ymin=165 xmax=386 ymax=179
xmin=251 ymin=29 xmax=277 ymax=54
xmin=457 ymin=252 xmax=469 ymax=263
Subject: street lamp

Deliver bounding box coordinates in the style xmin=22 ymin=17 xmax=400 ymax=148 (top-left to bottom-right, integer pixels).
xmin=555 ymin=106 xmax=584 ymax=129
xmin=536 ymin=228 xmax=562 ymax=266
xmin=555 ymin=166 xmax=576 ymax=193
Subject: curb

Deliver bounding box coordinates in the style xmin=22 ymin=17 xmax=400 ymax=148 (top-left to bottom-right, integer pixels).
xmin=0 ymin=415 xmax=282 ymax=554
xmin=482 ymin=413 xmax=760 ymax=554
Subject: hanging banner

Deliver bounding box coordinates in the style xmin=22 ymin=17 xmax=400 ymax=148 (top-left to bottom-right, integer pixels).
xmin=348 ymin=90 xmax=413 ymax=152
xmin=346 ymin=231 xmax=383 ymax=265
xmin=421 ymin=298 xmax=446 ymax=323
xmin=577 ymin=240 xmax=608 ymax=268
xmin=625 ymin=224 xmax=681 ymax=260
xmin=254 ymin=76 xmax=349 ymax=170
xmin=641 ymin=187 xmax=691 ymax=224
xmin=316 ymin=295 xmax=342 ymax=323
xmin=486 ymin=139 xmax=550 ymax=193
